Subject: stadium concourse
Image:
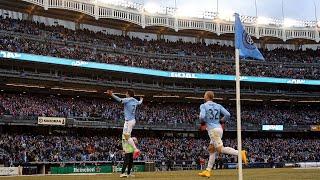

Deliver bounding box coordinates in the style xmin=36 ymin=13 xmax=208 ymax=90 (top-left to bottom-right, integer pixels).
xmin=0 ymin=0 xmax=320 ymax=179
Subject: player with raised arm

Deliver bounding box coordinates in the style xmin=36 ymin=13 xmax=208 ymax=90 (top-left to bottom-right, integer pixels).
xmin=106 ymin=89 xmax=142 ymax=162
xmin=198 ymin=91 xmax=247 ymax=178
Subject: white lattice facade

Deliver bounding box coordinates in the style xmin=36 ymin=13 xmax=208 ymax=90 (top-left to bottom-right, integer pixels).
xmin=22 ymin=0 xmax=320 ymax=42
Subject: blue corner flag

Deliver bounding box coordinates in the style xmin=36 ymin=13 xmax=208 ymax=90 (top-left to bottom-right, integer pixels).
xmin=235 ymin=13 xmax=264 ymax=60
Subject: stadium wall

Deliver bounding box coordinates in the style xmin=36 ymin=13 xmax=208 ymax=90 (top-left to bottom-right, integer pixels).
xmin=0 ymin=9 xmax=23 ymax=19
xmin=163 ymin=34 xmax=196 ymax=43
xmin=265 ymin=44 xmax=296 ymax=50
xmin=204 ymin=38 xmax=234 ymax=46
xmin=80 ymin=24 xmax=123 ymax=36
xmin=301 ymin=44 xmax=320 ymax=50
xmin=128 ymin=31 xmax=158 ymax=41
xmin=32 ymin=15 xmax=76 ymax=30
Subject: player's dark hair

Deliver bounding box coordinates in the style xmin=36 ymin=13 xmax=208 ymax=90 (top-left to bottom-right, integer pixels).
xmin=127 ymin=90 xmax=135 ymax=97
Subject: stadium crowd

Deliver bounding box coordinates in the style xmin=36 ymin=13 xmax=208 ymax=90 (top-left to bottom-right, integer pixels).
xmin=1 ymin=35 xmax=318 ymax=80
xmin=1 ymin=134 xmax=319 ymax=166
xmin=0 ymin=93 xmax=319 ymax=126
xmin=0 ymin=16 xmax=319 ymax=172
xmin=0 ymin=16 xmax=320 ymax=80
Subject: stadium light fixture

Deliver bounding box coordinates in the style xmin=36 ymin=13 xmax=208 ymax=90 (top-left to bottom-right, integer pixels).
xmin=98 ymin=0 xmax=143 ymax=10
xmin=51 ymin=87 xmax=97 ymax=93
xmin=185 ymin=97 xmax=223 ymax=100
xmin=174 ymin=4 xmax=203 ymax=18
xmin=242 ymin=98 xmax=263 ymax=101
xmin=153 ymin=95 xmax=179 ymax=98
xmin=283 ymin=18 xmax=298 ymax=27
xmin=97 ymin=0 xmax=118 ymax=5
xmin=298 ymin=100 xmax=320 ymax=103
xmin=133 ymin=94 xmax=145 ymax=97
xmin=103 ymin=92 xmax=126 ymax=96
xmin=6 ymin=83 xmax=45 ymax=89
xmin=229 ymin=98 xmax=263 ymax=101
xmin=217 ymin=10 xmax=235 ymax=21
xmin=256 ymin=16 xmax=272 ymax=25
xmin=103 ymin=92 xmax=144 ymax=97
xmin=270 ymin=99 xmax=290 ymax=102
xmin=214 ymin=97 xmax=224 ymax=100
xmin=185 ymin=97 xmax=203 ymax=100
xmin=143 ymin=2 xmax=160 ymax=14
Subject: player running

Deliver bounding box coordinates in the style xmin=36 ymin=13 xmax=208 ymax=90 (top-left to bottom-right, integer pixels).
xmin=198 ymin=91 xmax=247 ymax=178
xmin=107 ymin=89 xmax=142 ymax=161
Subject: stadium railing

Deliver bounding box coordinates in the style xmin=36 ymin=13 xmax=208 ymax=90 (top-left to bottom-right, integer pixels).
xmin=0 ymin=115 xmax=314 ymax=131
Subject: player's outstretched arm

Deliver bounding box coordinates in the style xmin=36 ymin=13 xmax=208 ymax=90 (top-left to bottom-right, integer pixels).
xmin=106 ymin=90 xmax=122 ymax=102
xmin=138 ymin=97 xmax=143 ymax=104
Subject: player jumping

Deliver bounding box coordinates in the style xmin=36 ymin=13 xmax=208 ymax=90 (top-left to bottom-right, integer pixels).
xmin=107 ymin=89 xmax=142 ymax=164
xmin=198 ymin=91 xmax=247 ymax=178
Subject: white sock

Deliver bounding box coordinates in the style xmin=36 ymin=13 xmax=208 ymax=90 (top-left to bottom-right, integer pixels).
xmin=206 ymin=153 xmax=216 ymax=171
xmin=128 ymin=138 xmax=138 ymax=150
xmin=221 ymin=147 xmax=238 ymax=156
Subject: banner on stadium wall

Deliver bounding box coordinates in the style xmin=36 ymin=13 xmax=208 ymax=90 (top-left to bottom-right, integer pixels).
xmin=114 ymin=165 xmax=145 ymax=172
xmin=37 ymin=117 xmax=66 ymax=126
xmin=50 ymin=165 xmax=112 ymax=174
xmin=0 ymin=167 xmax=19 ymax=176
xmin=310 ymin=125 xmax=320 ymax=131
xmin=1 ymin=50 xmax=320 ymax=85
xmin=262 ymin=125 xmax=283 ymax=131
xmin=296 ymin=162 xmax=320 ymax=168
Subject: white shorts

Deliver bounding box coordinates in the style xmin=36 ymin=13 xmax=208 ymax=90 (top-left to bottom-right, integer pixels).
xmin=123 ymin=120 xmax=136 ymax=135
xmin=207 ymin=127 xmax=223 ymax=148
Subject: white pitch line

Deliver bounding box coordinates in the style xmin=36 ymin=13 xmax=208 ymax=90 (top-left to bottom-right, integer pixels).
xmin=292 ymin=167 xmax=320 ymax=170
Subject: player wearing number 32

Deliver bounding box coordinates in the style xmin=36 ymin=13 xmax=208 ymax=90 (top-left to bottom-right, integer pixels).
xmin=198 ymin=91 xmax=248 ymax=178
xmin=106 ymin=90 xmax=142 ymax=161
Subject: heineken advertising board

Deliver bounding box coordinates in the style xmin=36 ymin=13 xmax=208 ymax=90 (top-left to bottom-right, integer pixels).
xmin=51 ymin=165 xmax=112 ymax=174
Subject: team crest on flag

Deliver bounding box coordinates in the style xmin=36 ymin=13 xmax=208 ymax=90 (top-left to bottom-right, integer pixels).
xmin=242 ymin=31 xmax=255 ymax=50
xmin=235 ymin=13 xmax=265 ymax=60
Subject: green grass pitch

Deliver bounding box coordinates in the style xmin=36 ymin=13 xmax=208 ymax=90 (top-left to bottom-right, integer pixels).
xmin=1 ymin=168 xmax=319 ymax=180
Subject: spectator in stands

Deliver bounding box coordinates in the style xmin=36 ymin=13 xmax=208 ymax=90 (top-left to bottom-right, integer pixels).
xmin=0 ymin=16 xmax=319 ymax=80
xmin=0 ymin=93 xmax=319 ymax=126
xmin=0 ymin=134 xmax=319 ymax=166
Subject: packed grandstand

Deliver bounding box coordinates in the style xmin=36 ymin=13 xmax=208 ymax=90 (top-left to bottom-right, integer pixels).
xmin=0 ymin=0 xmax=319 ymax=177
xmin=0 ymin=16 xmax=319 ymax=79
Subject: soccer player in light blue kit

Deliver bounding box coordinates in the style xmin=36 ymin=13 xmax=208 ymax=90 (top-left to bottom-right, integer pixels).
xmin=107 ymin=89 xmax=142 ymax=163
xmin=198 ymin=91 xmax=247 ymax=178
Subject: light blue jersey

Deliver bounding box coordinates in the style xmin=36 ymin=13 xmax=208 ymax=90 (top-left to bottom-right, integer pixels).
xmin=199 ymin=101 xmax=230 ymax=130
xmin=112 ymin=94 xmax=142 ymax=121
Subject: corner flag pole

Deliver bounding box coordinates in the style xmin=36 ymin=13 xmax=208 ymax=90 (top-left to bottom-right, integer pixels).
xmin=235 ymin=48 xmax=243 ymax=180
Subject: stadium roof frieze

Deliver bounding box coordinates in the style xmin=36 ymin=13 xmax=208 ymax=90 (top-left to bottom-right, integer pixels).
xmin=14 ymin=0 xmax=319 ymax=42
